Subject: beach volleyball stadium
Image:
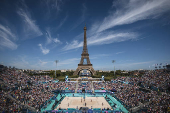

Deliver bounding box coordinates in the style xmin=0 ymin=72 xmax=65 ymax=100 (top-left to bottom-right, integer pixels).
xmin=0 ymin=25 xmax=170 ymax=113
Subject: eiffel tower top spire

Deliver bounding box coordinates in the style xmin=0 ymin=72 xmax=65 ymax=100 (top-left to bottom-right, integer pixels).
xmin=83 ymin=25 xmax=88 ymax=54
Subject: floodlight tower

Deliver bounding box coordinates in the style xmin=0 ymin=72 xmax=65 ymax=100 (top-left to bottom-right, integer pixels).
xmin=112 ymin=60 xmax=116 ymax=76
xmin=55 ymin=60 xmax=59 ymax=78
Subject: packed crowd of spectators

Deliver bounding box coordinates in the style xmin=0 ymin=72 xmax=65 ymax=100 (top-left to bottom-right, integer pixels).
xmin=77 ymin=81 xmax=92 ymax=91
xmin=145 ymin=92 xmax=170 ymax=112
xmin=0 ymin=87 xmax=24 ymax=112
xmin=93 ymin=82 xmax=105 ymax=90
xmin=128 ymin=70 xmax=170 ymax=91
xmin=64 ymin=82 xmax=76 ymax=90
xmin=104 ymin=80 xmax=141 ymax=108
xmin=0 ymin=69 xmax=55 ymax=112
xmin=127 ymin=70 xmax=170 ymax=112
xmin=96 ymin=71 xmax=170 ymax=112
xmin=0 ymin=67 xmax=170 ymax=112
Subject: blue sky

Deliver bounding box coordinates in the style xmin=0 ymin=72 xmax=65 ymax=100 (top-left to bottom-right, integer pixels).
xmin=0 ymin=0 xmax=170 ymax=70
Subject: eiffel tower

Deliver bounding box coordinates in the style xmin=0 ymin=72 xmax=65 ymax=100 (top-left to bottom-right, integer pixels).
xmin=73 ymin=25 xmax=96 ymax=75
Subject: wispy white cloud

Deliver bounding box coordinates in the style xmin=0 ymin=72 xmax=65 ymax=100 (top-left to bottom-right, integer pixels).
xmin=17 ymin=1 xmax=42 ymax=39
xmin=130 ymin=61 xmax=153 ymax=65
xmin=9 ymin=55 xmax=33 ymax=69
xmin=15 ymin=58 xmax=79 ymax=70
xmin=116 ymin=51 xmax=124 ymax=54
xmin=70 ymin=3 xmax=87 ymax=31
xmin=63 ymin=0 xmax=170 ymax=52
xmin=93 ymin=54 xmax=110 ymax=57
xmin=44 ymin=0 xmax=62 ymax=13
xmin=88 ymin=32 xmax=137 ymax=45
xmin=20 ymin=55 xmax=29 ymax=65
xmin=126 ymin=60 xmax=134 ymax=62
xmin=45 ymin=29 xmax=61 ymax=45
xmin=9 ymin=56 xmax=52 ymax=70
xmin=57 ymin=49 xmax=79 ymax=56
xmin=56 ymin=15 xmax=68 ymax=30
xmin=39 ymin=59 xmax=48 ymax=66
xmin=63 ymin=32 xmax=137 ymax=51
xmin=152 ymin=64 xmax=156 ymax=67
xmin=97 ymin=0 xmax=170 ymax=33
xmin=49 ymin=0 xmax=62 ymax=11
xmin=38 ymin=44 xmax=50 ymax=55
xmin=53 ymin=38 xmax=60 ymax=43
xmin=0 ymin=24 xmax=16 ymax=39
xmin=10 ymin=57 xmax=79 ymax=70
xmin=90 ymin=54 xmax=111 ymax=59
xmin=42 ymin=0 xmax=63 ymax=20
xmin=62 ymin=40 xmax=83 ymax=51
xmin=58 ymin=58 xmax=80 ymax=66
xmin=119 ymin=61 xmax=154 ymax=66
xmin=0 ymin=24 xmax=18 ymax=50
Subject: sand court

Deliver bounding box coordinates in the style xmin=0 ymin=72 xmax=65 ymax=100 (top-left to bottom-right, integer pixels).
xmin=55 ymin=97 xmax=112 ymax=110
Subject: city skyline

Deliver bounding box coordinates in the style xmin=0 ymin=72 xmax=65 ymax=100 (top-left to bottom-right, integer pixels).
xmin=0 ymin=0 xmax=170 ymax=71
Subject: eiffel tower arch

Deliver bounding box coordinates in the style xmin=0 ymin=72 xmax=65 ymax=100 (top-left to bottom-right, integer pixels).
xmin=73 ymin=25 xmax=96 ymax=75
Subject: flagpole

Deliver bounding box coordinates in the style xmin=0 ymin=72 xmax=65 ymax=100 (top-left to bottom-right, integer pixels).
xmin=112 ymin=60 xmax=116 ymax=76
xmin=55 ymin=60 xmax=59 ymax=79
xmin=46 ymin=75 xmax=47 ymax=83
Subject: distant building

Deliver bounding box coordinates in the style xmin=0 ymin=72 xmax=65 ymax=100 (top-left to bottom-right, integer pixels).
xmin=0 ymin=64 xmax=5 ymax=71
xmin=61 ymin=70 xmax=66 ymax=72
xmin=166 ymin=65 xmax=170 ymax=72
xmin=66 ymin=69 xmax=74 ymax=72
xmin=99 ymin=70 xmax=103 ymax=72
xmin=121 ymin=71 xmax=129 ymax=74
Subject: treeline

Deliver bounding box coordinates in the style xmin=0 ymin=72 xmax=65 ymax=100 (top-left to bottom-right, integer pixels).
xmin=95 ymin=70 xmax=130 ymax=77
xmin=27 ymin=70 xmax=78 ymax=81
xmin=27 ymin=70 xmax=142 ymax=81
xmin=92 ymin=70 xmax=131 ymax=81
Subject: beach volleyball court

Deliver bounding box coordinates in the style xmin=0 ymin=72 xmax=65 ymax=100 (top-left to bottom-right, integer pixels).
xmin=55 ymin=97 xmax=111 ymax=110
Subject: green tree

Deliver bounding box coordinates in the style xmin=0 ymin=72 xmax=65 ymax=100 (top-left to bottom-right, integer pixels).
xmin=115 ymin=70 xmax=121 ymax=76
